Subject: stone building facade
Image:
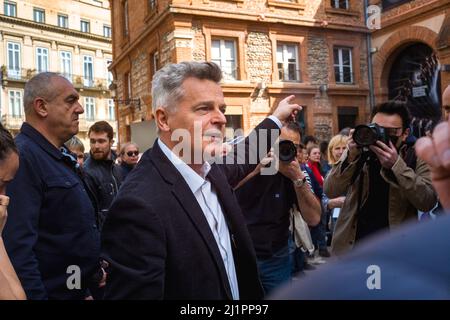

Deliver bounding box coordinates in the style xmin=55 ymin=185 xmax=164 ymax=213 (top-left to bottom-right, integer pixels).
xmin=110 ymin=0 xmax=371 ymax=149
xmin=370 ymin=0 xmax=450 ymax=136
xmin=0 ymin=0 xmax=116 ymax=148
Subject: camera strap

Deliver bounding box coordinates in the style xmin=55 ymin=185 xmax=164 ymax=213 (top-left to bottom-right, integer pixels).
xmin=350 ymin=151 xmax=371 ymax=218
xmin=350 ymin=150 xmax=370 ymax=185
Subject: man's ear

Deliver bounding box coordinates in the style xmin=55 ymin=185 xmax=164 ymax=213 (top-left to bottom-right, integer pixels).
xmin=402 ymin=127 xmax=410 ymax=142
xmin=33 ymin=97 xmax=48 ymax=118
xmin=155 ymin=107 xmax=171 ymax=132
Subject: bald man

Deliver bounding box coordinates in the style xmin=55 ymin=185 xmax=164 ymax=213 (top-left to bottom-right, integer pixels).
xmin=3 ymin=72 xmax=101 ymax=299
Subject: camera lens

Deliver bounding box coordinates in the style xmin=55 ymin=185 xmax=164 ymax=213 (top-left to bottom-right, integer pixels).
xmin=353 ymin=125 xmax=378 ymax=147
xmin=278 ymin=140 xmax=297 ymax=162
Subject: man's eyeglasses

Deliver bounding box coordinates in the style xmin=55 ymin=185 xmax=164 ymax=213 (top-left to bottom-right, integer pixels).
xmin=126 ymin=151 xmax=139 ymax=157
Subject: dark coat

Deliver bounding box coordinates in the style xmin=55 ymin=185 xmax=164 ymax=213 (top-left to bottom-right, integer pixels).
xmin=4 ymin=123 xmax=100 ymax=300
xmin=101 ymin=118 xmax=279 ymax=300
xmin=83 ymin=156 xmax=123 ymax=230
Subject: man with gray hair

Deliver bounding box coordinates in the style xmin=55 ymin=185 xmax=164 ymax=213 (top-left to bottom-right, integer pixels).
xmin=3 ymin=72 xmax=101 ymax=299
xmin=101 ymin=61 xmax=302 ymax=299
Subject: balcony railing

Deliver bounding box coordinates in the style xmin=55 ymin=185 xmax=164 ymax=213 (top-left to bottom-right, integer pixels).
xmin=1 ymin=114 xmax=25 ymax=130
xmin=1 ymin=113 xmax=116 ymax=133
xmin=1 ymin=68 xmax=111 ymax=91
xmin=63 ymin=75 xmax=111 ymax=91
xmin=4 ymin=68 xmax=38 ymax=81
xmin=78 ymin=118 xmax=116 ymax=132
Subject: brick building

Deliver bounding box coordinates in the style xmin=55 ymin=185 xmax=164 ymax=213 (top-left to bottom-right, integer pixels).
xmin=371 ymin=0 xmax=450 ymax=136
xmin=0 ymin=0 xmax=116 ymax=148
xmin=110 ymin=0 xmax=372 ymax=149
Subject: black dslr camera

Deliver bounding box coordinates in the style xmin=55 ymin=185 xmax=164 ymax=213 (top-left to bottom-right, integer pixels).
xmin=277 ymin=140 xmax=297 ymax=162
xmin=352 ymin=123 xmax=389 ymax=147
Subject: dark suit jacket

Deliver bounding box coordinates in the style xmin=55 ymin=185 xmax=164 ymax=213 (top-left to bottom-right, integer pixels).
xmin=271 ymin=212 xmax=450 ymax=300
xmin=101 ymin=118 xmax=279 ymax=300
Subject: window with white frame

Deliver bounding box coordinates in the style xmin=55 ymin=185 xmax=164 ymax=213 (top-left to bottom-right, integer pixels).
xmin=331 ymin=0 xmax=349 ymax=9
xmin=107 ymin=99 xmax=115 ymax=120
xmin=33 ymin=8 xmax=45 ymax=23
xmin=80 ymin=20 xmax=90 ymax=33
xmin=36 ymin=47 xmax=49 ymax=73
xmin=276 ymin=43 xmax=300 ymax=82
xmin=84 ymin=97 xmax=95 ymax=120
xmin=106 ymin=59 xmax=113 ymax=86
xmin=7 ymin=42 xmax=21 ymax=79
xmin=83 ymin=56 xmax=94 ymax=87
xmin=4 ymin=1 xmax=16 ymax=17
xmin=58 ymin=14 xmax=68 ymax=28
xmin=60 ymin=51 xmax=72 ymax=81
xmin=211 ymin=39 xmax=237 ymax=80
xmin=334 ymin=47 xmax=353 ymax=84
xmin=103 ymin=25 xmax=111 ymax=38
xmin=8 ymin=90 xmax=22 ymax=117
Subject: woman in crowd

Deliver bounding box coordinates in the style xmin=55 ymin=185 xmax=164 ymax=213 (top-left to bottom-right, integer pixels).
xmin=0 ymin=123 xmax=26 ymax=300
xmin=306 ymin=145 xmax=330 ymax=257
xmin=322 ymin=134 xmax=348 ymax=242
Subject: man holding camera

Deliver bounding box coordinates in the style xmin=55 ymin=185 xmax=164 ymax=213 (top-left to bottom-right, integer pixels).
xmin=325 ymin=101 xmax=437 ymax=256
xmin=235 ymin=122 xmax=320 ymax=295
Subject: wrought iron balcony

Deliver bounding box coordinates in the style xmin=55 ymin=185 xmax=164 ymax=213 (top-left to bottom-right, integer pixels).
xmin=0 ymin=67 xmax=111 ymax=91
xmin=1 ymin=114 xmax=25 ymax=130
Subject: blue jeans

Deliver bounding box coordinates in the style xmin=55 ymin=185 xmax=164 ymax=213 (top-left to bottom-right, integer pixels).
xmin=310 ymin=208 xmax=328 ymax=250
xmin=291 ymin=247 xmax=306 ymax=275
xmin=257 ymin=243 xmax=293 ymax=296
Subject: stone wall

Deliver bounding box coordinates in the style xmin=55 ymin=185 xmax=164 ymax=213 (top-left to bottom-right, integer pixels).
xmin=192 ymin=21 xmax=206 ymax=61
xmin=307 ymin=34 xmax=329 ymax=85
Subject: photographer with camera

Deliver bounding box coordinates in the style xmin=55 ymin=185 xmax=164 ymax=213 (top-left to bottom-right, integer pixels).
xmin=324 ymin=101 xmax=437 ymax=256
xmin=235 ymin=122 xmax=321 ymax=295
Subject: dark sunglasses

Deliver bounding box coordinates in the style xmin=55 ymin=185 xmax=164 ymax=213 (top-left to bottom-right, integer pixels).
xmin=126 ymin=151 xmax=139 ymax=157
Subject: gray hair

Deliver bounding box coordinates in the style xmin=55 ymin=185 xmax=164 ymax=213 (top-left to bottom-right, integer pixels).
xmin=120 ymin=142 xmax=139 ymax=155
xmin=65 ymin=136 xmax=85 ymax=153
xmin=24 ymin=72 xmax=65 ymax=115
xmin=151 ymin=61 xmax=222 ymax=114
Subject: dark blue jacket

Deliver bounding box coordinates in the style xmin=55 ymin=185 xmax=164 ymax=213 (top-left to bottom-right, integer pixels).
xmin=301 ymin=164 xmax=323 ymax=199
xmin=3 ymin=123 xmax=100 ymax=300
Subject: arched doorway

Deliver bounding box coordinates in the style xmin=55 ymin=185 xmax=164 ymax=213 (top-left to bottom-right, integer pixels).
xmin=388 ymin=43 xmax=441 ymax=138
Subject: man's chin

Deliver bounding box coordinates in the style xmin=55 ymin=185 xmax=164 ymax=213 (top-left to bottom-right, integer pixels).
xmin=92 ymin=154 xmax=105 ymax=160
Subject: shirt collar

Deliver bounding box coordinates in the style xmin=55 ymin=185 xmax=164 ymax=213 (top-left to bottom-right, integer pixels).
xmin=158 ymin=138 xmax=211 ymax=194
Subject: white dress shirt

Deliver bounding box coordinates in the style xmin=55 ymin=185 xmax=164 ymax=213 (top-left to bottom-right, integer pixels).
xmin=158 ymin=139 xmax=240 ymax=300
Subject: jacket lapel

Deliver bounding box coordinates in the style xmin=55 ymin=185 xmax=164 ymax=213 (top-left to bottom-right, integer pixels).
xmin=150 ymin=142 xmax=233 ymax=299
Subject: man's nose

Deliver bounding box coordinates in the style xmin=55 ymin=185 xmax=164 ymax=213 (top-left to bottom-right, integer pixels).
xmin=76 ymin=103 xmax=84 ymax=114
xmin=212 ymin=108 xmax=227 ymax=125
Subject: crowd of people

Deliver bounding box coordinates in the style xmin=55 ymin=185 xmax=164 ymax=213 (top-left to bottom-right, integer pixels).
xmin=0 ymin=63 xmax=449 ymax=300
